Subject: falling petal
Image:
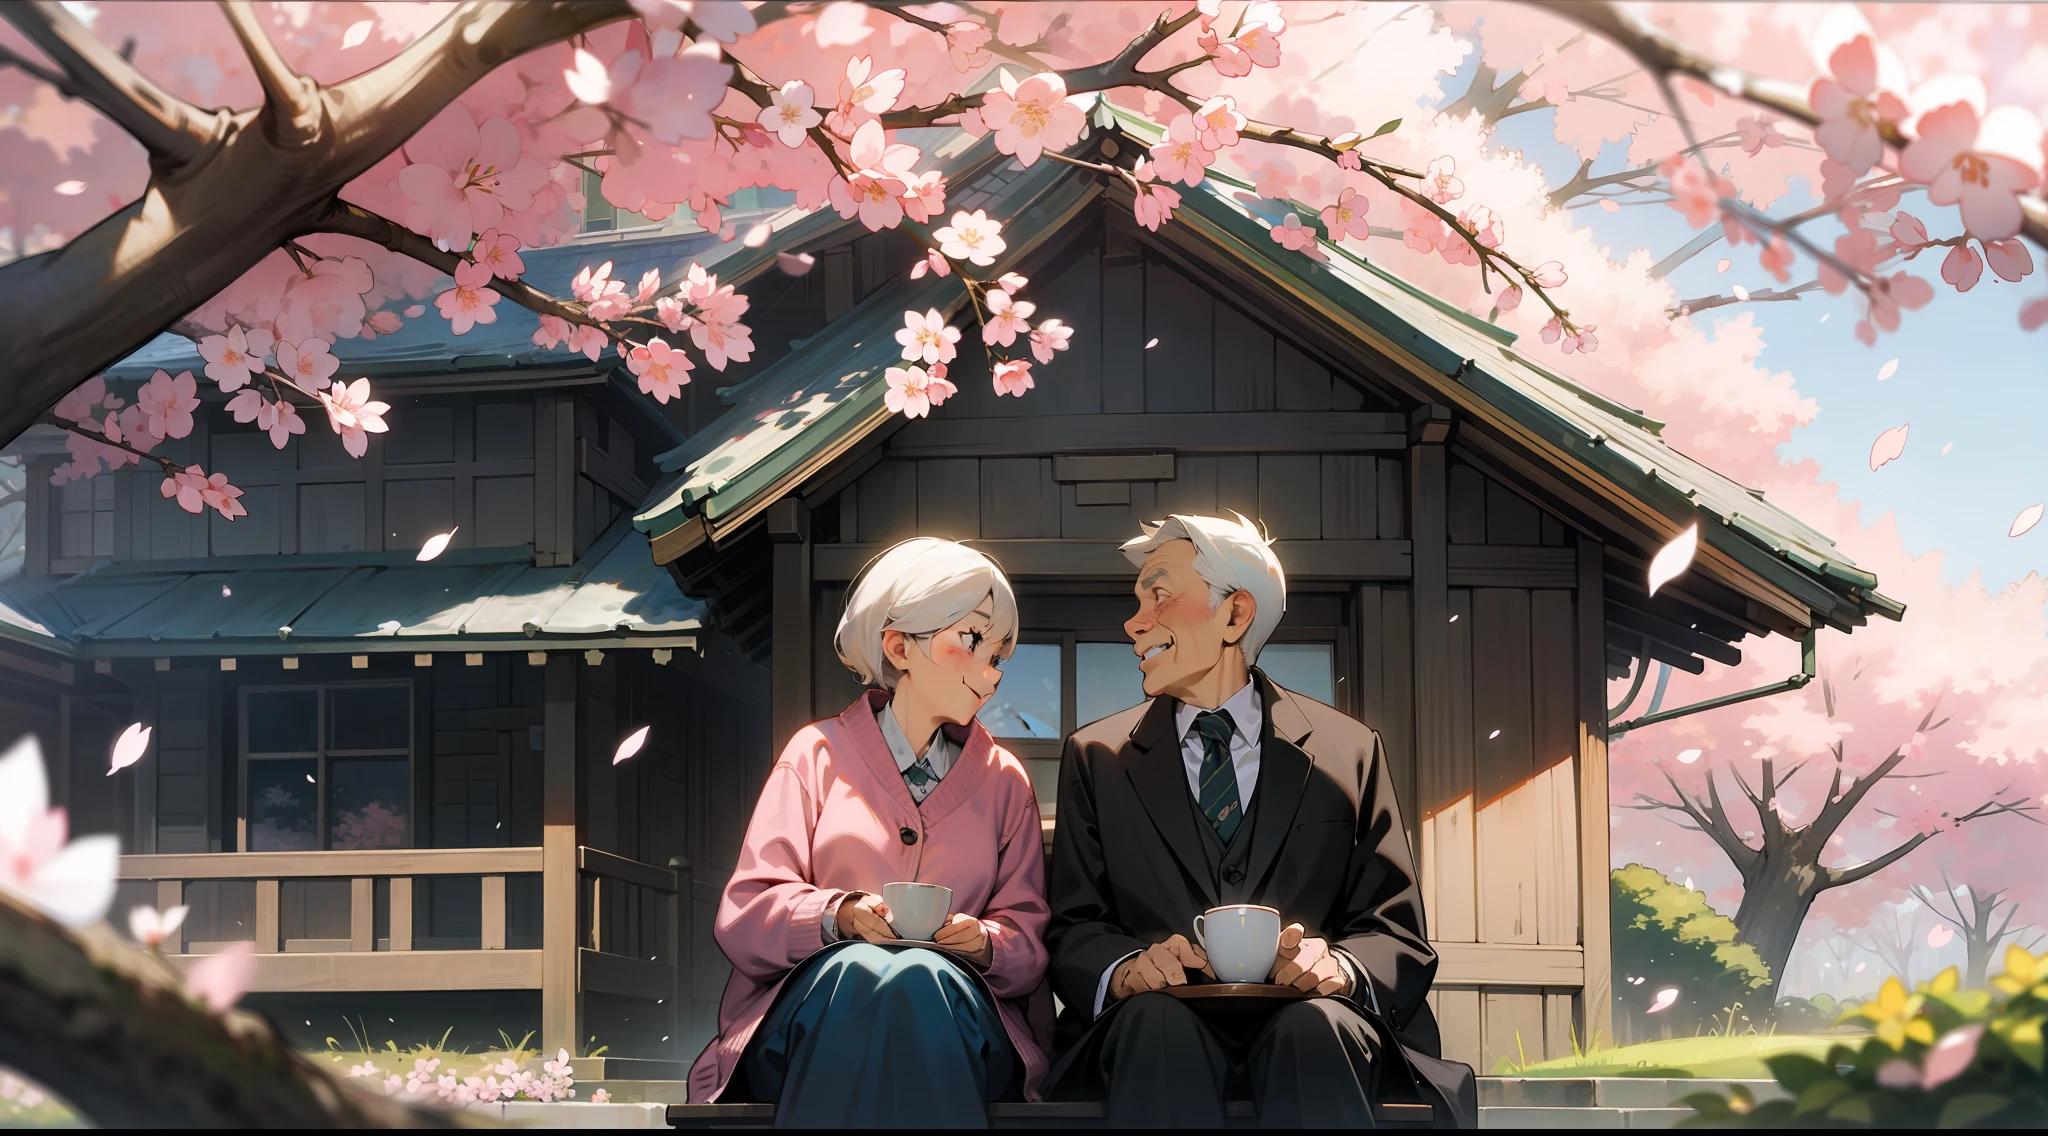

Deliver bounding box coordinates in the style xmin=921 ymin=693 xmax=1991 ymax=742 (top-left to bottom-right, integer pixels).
xmin=341 ymin=19 xmax=372 ymax=48
xmin=1928 ymin=924 xmax=1954 ymax=948
xmin=185 ymin=941 xmax=257 ymax=1013
xmin=1855 ymin=962 xmax=1866 ymax=972
xmin=1731 ymin=285 xmax=1749 ymax=302
xmin=1145 ymin=338 xmax=1159 ymax=349
xmin=1487 ymin=729 xmax=1501 ymax=739
xmin=417 ymin=528 xmax=458 ymax=562
xmin=1599 ymin=199 xmax=1620 ymax=213
xmin=1877 ymin=358 xmax=1899 ymax=381
xmin=1675 ymin=748 xmax=1702 ymax=764
xmin=1647 ymin=524 xmax=1698 ymax=596
xmin=377 ymin=620 xmax=401 ymax=633
xmin=1646 ymin=987 xmax=1679 ymax=1013
xmin=54 ymin=181 xmax=86 ymax=196
xmin=108 ymin=723 xmax=151 ymax=776
xmin=306 ymin=774 xmax=316 ymax=783
xmin=1715 ymin=259 xmax=1731 ymax=273
xmin=1868 ymin=424 xmax=1909 ymax=471
xmin=1819 ymin=313 xmax=1829 ymax=322
xmin=1921 ymin=1023 xmax=1985 ymax=1090
xmin=2009 ymin=504 xmax=2044 ymax=538
xmin=743 ymin=223 xmax=772 ymax=248
xmin=222 ymin=585 xmax=232 ymax=597
xmin=1448 ymin=614 xmax=1458 ymax=622
xmin=776 ymin=252 xmax=816 ymax=276
xmin=614 ymin=725 xmax=650 ymax=765
xmin=1941 ymin=442 xmax=1953 ymax=455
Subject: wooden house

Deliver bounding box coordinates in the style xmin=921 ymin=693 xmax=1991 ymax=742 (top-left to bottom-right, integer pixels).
xmin=0 ymin=104 xmax=1900 ymax=1080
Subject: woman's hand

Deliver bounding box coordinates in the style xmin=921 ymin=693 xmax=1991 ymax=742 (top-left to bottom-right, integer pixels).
xmin=835 ymin=892 xmax=897 ymax=943
xmin=933 ymin=913 xmax=993 ymax=967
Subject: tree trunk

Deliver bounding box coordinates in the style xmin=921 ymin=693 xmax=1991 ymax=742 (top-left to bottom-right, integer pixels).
xmin=0 ymin=894 xmax=457 ymax=1127
xmin=1729 ymin=855 xmax=1825 ymax=1005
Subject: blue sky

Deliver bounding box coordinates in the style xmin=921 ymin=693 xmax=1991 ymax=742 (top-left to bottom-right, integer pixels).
xmin=1485 ymin=100 xmax=2047 ymax=595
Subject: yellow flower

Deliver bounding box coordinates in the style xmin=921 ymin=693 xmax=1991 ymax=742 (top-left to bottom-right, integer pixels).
xmin=1925 ymin=966 xmax=1960 ymax=997
xmin=1992 ymin=945 xmax=2046 ymax=996
xmin=1861 ymin=977 xmax=1934 ymax=1049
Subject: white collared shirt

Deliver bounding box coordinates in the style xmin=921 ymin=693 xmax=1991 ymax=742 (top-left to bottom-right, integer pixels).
xmin=1174 ymin=679 xmax=1263 ymax=811
xmin=821 ymin=700 xmax=960 ymax=945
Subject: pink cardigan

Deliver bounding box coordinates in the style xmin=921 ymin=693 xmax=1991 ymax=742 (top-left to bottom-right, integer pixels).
xmin=687 ymin=690 xmax=1053 ymax=1103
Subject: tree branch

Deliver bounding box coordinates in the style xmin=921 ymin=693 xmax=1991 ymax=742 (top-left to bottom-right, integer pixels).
xmin=1654 ymin=765 xmax=1760 ymax=876
xmin=315 ymin=200 xmax=600 ymax=335
xmin=0 ymin=0 xmax=220 ymax=169
xmin=1670 ymin=280 xmax=1822 ymax=316
xmin=1540 ymin=0 xmax=2048 ymax=252
xmin=218 ymin=0 xmax=324 ymax=146
xmin=1827 ymin=832 xmax=1930 ymax=889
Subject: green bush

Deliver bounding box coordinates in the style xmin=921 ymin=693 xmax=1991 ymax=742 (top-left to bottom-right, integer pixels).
xmin=1771 ymin=993 xmax=1844 ymax=1034
xmin=1680 ymin=947 xmax=2048 ymax=1128
xmin=1613 ymin=865 xmax=1773 ymax=1040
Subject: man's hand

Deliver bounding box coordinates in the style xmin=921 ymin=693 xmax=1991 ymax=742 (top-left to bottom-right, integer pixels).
xmin=933 ymin=913 xmax=994 ymax=966
xmin=834 ymin=892 xmax=896 ymax=943
xmin=1110 ymin=934 xmax=1213 ymax=1000
xmin=1270 ymin=923 xmax=1348 ymax=995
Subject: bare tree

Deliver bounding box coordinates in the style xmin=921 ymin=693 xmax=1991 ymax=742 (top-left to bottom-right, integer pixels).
xmin=1629 ymin=683 xmax=2041 ymax=1002
xmin=1846 ymin=902 xmax=1928 ymax=987
xmin=1915 ymin=876 xmax=2031 ymax=987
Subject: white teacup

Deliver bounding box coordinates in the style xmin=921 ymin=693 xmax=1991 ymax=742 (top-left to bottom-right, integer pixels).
xmin=1193 ymin=904 xmax=1283 ymax=984
xmin=882 ymin=881 xmax=953 ymax=941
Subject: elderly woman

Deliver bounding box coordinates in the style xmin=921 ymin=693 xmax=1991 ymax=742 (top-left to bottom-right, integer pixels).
xmin=686 ymin=537 xmax=1051 ymax=1127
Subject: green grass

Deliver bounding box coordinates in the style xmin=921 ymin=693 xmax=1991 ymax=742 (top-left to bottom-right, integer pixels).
xmin=1503 ymin=1033 xmax=1852 ymax=1079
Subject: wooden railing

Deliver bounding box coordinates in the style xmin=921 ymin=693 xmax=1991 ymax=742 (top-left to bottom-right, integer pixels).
xmin=576 ymin=846 xmax=681 ymax=1047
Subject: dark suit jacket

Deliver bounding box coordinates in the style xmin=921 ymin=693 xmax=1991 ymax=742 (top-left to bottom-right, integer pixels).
xmin=1045 ymin=670 xmax=1473 ymax=1123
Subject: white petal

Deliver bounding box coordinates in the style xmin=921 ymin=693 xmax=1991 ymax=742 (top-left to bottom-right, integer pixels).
xmin=416 ymin=528 xmax=458 ymax=562
xmin=1877 ymin=358 xmax=1899 ymax=381
xmin=613 ymin=726 xmax=650 ymax=765
xmin=25 ymin=835 xmax=120 ymax=928
xmin=1646 ymin=523 xmax=1698 ymax=596
xmin=109 ymin=722 xmax=151 ymax=774
xmin=2009 ymin=503 xmax=2044 ymax=538
xmin=0 ymin=736 xmax=50 ymax=845
xmin=341 ymin=19 xmax=372 ymax=49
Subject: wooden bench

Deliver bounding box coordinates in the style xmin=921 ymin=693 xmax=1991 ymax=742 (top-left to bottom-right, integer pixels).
xmin=668 ymin=1100 xmax=1435 ymax=1127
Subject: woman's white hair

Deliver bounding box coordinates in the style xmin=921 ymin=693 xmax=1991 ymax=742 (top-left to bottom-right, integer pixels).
xmin=834 ymin=537 xmax=1019 ymax=689
xmin=1119 ymin=512 xmax=1287 ymax=664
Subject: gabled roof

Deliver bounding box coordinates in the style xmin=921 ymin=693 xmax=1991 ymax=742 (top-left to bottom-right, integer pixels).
xmin=629 ymin=100 xmax=1900 ymax=640
xmin=0 ymin=521 xmax=702 ymax=658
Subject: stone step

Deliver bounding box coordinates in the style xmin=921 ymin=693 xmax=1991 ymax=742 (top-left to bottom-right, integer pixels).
xmin=473 ymin=1101 xmax=672 ymax=1128
xmin=578 ymin=1079 xmax=691 ymax=1104
xmin=1482 ymin=1077 xmax=1784 ymax=1109
xmin=1480 ymin=1106 xmax=1694 ymax=1130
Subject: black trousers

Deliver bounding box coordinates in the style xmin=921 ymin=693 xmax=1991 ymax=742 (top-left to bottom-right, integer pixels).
xmin=1086 ymin=992 xmax=1384 ymax=1128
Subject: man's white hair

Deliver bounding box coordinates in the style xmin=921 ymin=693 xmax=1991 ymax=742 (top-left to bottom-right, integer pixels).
xmin=1120 ymin=513 xmax=1287 ymax=664
xmin=834 ymin=537 xmax=1018 ymax=689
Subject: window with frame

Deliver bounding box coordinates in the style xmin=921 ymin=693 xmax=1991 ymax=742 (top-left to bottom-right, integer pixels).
xmin=56 ymin=473 xmax=114 ymax=562
xmin=241 ymin=684 xmax=413 ymax=851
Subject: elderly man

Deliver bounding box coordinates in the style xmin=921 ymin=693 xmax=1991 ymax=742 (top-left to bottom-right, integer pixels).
xmin=1044 ymin=513 xmax=1475 ymax=1128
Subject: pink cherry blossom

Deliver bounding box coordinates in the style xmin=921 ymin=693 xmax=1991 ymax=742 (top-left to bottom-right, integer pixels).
xmin=1460 ymin=205 xmax=1504 ymax=250
xmin=1540 ymin=318 xmax=1599 ymax=354
xmin=885 ymin=364 xmax=941 ymax=418
xmin=1149 ymin=115 xmax=1216 ymax=188
xmin=397 ymin=109 xmax=550 ymax=248
xmin=1663 ymin=156 xmax=1737 ymax=229
xmin=983 ymin=289 xmax=1035 ymax=346
xmin=944 ymin=21 xmax=992 ymax=73
xmin=472 ymin=228 xmax=524 ymax=280
xmin=276 ymin=254 xmax=374 ymax=343
xmin=185 ymin=940 xmax=257 ymax=1013
xmin=0 ymin=736 xmax=119 ymax=929
xmin=129 ymin=902 xmax=189 ymax=947
xmin=636 ymin=269 xmax=661 ymax=304
xmin=276 ymin=338 xmax=339 ymax=393
xmin=226 ymin=389 xmax=307 ymax=449
xmin=995 ymin=272 xmax=1028 ymax=294
xmin=1198 ymin=1 xmax=1285 ymax=78
xmin=1734 ymin=115 xmax=1785 ymax=157
xmin=898 ymin=169 xmax=948 ymax=225
xmin=627 ymin=337 xmax=692 ymax=403
xmin=1867 ymin=271 xmax=1935 ymax=334
xmin=630 ymin=0 xmax=754 ymax=39
xmin=564 ymin=47 xmax=612 ymax=105
xmin=827 ymin=121 xmax=909 ymax=231
xmin=318 ymin=378 xmax=392 ymax=459
xmin=1320 ymin=187 xmax=1371 ymax=241
xmin=1901 ymin=101 xmax=2044 ymax=240
xmin=897 ymin=308 xmax=960 ymax=365
xmin=436 ymin=259 xmax=502 ymax=335
xmin=1985 ymin=239 xmax=2034 ymax=282
xmin=934 ymin=209 xmax=1005 ymax=266
xmin=1943 ymin=243 xmax=1985 ymax=291
xmin=1194 ymin=95 xmax=1246 ymax=150
xmin=160 ymin=464 xmax=209 ymax=514
xmin=1890 ymin=211 xmax=1930 ymax=249
xmin=534 ymin=314 xmax=572 ymax=351
xmin=567 ymin=325 xmax=609 ymax=361
xmin=198 ymin=325 xmax=274 ymax=391
xmin=759 ymin=80 xmax=822 ymax=148
xmin=829 ymin=56 xmax=906 ymax=135
xmin=618 ymin=39 xmax=732 ymax=145
xmin=1270 ymin=212 xmax=1329 ymax=261
xmin=359 ymin=311 xmax=403 ymax=340
xmin=1810 ymin=37 xmax=1909 ymax=176
xmin=909 ymin=248 xmax=953 ymax=280
xmin=199 ymin=470 xmax=247 ymax=520
xmin=1030 ymin=318 xmax=1073 ymax=364
xmin=979 ymin=69 xmax=1084 ymax=167
xmin=138 ymin=368 xmax=199 ymax=440
xmin=1131 ymin=162 xmax=1182 ymax=232
xmin=1423 ymin=157 xmax=1465 ymax=204
xmin=573 ymin=260 xmax=633 ymax=322
xmin=991 ymin=358 xmax=1035 ymax=397
xmin=1528 ymin=261 xmax=1568 ymax=289
xmin=52 ymin=376 xmax=108 ymax=423
xmin=685 ymin=295 xmax=753 ymax=371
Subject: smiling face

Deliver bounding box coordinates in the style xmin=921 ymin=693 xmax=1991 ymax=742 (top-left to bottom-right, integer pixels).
xmin=884 ymin=593 xmax=1010 ymax=727
xmin=1125 ymin=540 xmax=1254 ymax=703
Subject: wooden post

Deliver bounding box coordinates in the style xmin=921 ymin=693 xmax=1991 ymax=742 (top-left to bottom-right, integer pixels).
xmin=254 ymin=879 xmax=280 ymax=953
xmin=389 ymin=878 xmax=413 ymax=950
xmin=541 ymin=654 xmax=581 ymax=1055
xmin=768 ymin=498 xmax=813 ymax=755
xmin=156 ymin=880 xmax=185 ymax=954
xmin=481 ymin=875 xmax=507 ymax=950
xmin=1406 ymin=405 xmax=1453 ymax=866
xmin=1576 ymin=537 xmax=1615 ymax=1049
xmin=349 ymin=878 xmax=373 ymax=952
